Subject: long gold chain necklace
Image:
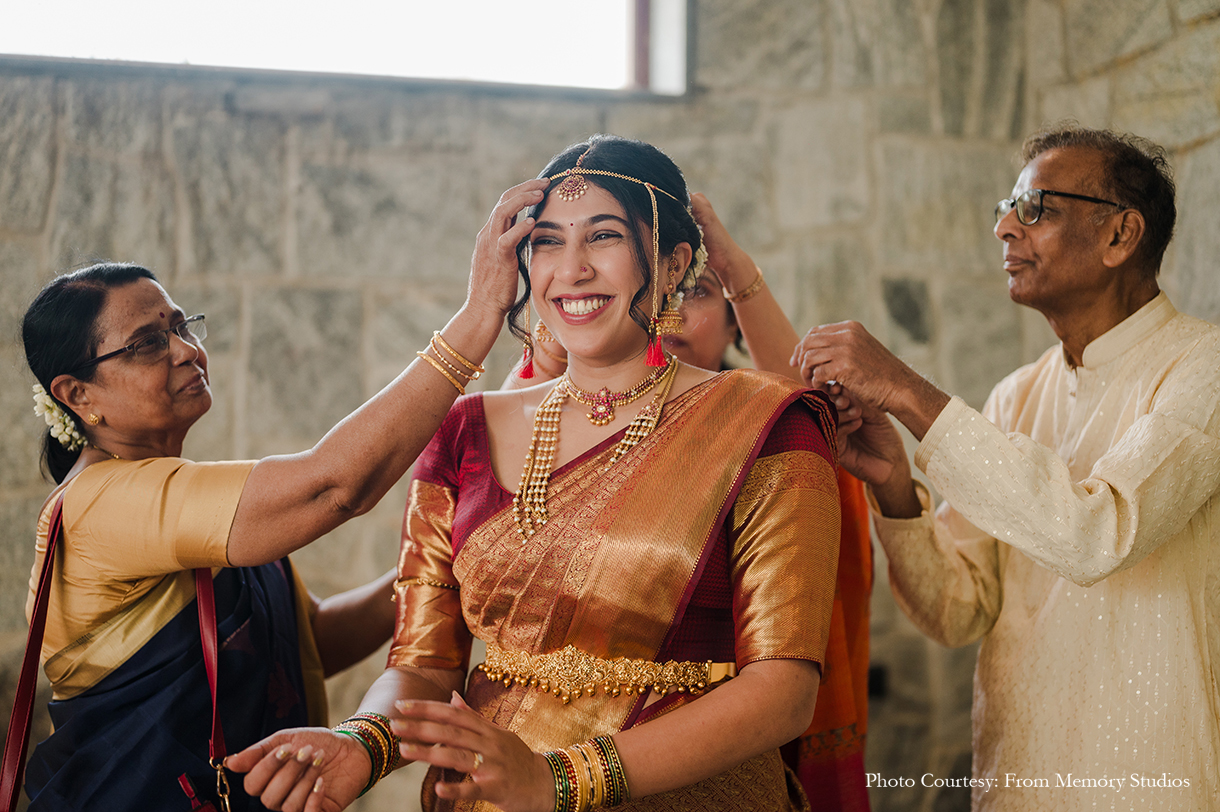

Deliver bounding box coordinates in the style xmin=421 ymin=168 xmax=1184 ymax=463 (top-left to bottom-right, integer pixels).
xmin=556 ymin=363 xmax=670 ymax=426
xmin=513 ymin=358 xmax=680 ymax=540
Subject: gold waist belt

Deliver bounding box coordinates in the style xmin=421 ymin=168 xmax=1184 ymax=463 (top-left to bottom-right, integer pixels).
xmin=477 ymin=643 xmax=738 ymax=704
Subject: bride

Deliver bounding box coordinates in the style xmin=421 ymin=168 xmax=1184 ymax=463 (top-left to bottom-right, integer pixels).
xmin=232 ymin=134 xmax=843 ymax=812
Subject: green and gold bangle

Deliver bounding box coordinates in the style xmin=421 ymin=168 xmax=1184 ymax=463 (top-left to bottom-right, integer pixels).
xmin=542 ymin=735 xmax=630 ymax=812
xmin=333 ymin=712 xmax=401 ymax=796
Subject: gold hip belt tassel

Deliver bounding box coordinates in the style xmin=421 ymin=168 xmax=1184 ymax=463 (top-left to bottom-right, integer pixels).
xmin=478 ymin=643 xmax=737 ymax=704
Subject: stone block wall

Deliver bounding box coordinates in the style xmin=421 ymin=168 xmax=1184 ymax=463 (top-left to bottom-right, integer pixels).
xmin=2 ymin=1 xmax=1218 ymax=810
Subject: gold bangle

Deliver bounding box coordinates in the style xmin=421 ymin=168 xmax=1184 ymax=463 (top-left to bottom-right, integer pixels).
xmin=432 ymin=331 xmax=485 ymax=376
xmin=723 ymin=266 xmax=765 ymax=303
xmin=416 ymin=351 xmax=466 ymax=395
xmin=572 ymin=742 xmax=605 ymax=808
xmin=427 ymin=338 xmax=476 ymax=384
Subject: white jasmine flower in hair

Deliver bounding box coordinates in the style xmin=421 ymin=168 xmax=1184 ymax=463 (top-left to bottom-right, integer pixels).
xmin=32 ymin=383 xmax=86 ymax=452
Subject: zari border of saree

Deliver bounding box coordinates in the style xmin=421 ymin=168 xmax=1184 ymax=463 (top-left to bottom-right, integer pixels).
xmin=625 ymin=385 xmax=834 ymax=730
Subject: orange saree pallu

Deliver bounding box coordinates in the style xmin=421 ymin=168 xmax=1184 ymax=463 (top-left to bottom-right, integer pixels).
xmin=390 ymin=371 xmax=842 ymax=811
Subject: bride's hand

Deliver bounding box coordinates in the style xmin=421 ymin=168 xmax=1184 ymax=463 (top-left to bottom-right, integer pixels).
xmin=466 ymin=179 xmax=549 ymax=322
xmin=393 ymin=692 xmax=555 ymax=812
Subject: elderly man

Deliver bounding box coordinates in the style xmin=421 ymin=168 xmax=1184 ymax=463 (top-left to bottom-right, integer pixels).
xmin=794 ymin=125 xmax=1220 ymax=810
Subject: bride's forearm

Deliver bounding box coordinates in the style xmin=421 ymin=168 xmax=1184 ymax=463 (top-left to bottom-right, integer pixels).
xmin=613 ymin=658 xmax=819 ymax=798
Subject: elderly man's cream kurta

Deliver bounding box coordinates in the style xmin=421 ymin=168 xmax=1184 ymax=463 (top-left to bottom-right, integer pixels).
xmin=874 ymin=294 xmax=1220 ymax=811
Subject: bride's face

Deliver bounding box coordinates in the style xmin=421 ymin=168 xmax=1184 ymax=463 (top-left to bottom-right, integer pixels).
xmin=528 ymin=184 xmax=656 ymax=367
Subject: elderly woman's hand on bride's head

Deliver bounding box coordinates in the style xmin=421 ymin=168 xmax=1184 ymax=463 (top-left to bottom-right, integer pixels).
xmin=466 ymin=179 xmax=549 ymax=322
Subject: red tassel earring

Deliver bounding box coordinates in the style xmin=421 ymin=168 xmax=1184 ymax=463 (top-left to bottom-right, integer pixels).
xmin=645 ymin=333 xmax=666 ymax=367
xmin=644 ymin=184 xmax=668 ymax=368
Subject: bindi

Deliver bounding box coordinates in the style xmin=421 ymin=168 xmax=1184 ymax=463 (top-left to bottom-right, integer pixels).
xmin=159 ymin=312 xmax=165 ymax=318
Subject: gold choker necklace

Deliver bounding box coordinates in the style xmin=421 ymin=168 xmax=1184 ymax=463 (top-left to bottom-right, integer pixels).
xmin=556 ymin=364 xmax=671 ymax=426
xmin=513 ymin=358 xmax=680 ymax=540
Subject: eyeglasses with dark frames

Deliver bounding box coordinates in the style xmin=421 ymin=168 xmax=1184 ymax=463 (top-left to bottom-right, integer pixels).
xmin=995 ymin=188 xmax=1122 ymax=226
xmin=71 ymin=314 xmax=206 ymax=374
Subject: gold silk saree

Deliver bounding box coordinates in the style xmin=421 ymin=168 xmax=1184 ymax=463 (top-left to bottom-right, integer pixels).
xmin=390 ymin=371 xmax=841 ymax=811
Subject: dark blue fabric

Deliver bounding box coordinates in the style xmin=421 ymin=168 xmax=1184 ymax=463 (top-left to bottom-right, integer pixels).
xmin=25 ymin=562 xmax=311 ymax=811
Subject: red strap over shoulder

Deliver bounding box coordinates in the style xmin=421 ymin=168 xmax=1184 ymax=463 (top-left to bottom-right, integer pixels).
xmin=0 ymin=497 xmax=229 ymax=812
xmin=194 ymin=568 xmax=226 ymax=762
xmin=1 ymin=495 xmax=64 ymax=812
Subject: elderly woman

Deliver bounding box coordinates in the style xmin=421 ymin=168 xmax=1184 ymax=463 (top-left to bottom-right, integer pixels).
xmin=235 ymin=135 xmax=843 ymax=812
xmin=511 ymin=193 xmax=875 ymax=811
xmin=13 ymin=179 xmax=543 ymax=811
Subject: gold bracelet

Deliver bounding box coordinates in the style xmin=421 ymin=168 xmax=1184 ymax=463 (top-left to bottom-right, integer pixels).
xmin=723 ymin=265 xmax=765 ymax=303
xmin=426 ymin=338 xmax=476 ymax=384
xmin=432 ymin=331 xmax=485 ymax=377
xmin=572 ymin=742 xmax=605 ymax=808
xmin=416 ymin=351 xmax=466 ymax=395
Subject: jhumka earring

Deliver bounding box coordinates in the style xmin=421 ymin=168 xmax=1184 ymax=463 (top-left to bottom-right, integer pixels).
xmin=654 ymin=259 xmax=684 ymax=337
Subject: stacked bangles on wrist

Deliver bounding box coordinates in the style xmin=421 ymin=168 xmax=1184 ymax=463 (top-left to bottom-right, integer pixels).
xmin=416 ymin=331 xmax=486 ymax=395
xmin=333 ymin=712 xmax=402 ymax=796
xmin=542 ymin=735 xmax=630 ymax=812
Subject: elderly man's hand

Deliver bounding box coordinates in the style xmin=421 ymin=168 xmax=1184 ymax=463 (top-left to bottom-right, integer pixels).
xmin=792 ymin=321 xmax=951 ymax=441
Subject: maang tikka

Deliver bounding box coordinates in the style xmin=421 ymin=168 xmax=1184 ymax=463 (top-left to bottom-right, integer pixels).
xmin=654 ymin=258 xmax=684 ymax=337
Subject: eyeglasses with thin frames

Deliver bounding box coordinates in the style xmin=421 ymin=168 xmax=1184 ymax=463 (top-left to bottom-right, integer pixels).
xmin=70 ymin=314 xmax=207 ymax=374
xmin=995 ymin=188 xmax=1122 ymax=226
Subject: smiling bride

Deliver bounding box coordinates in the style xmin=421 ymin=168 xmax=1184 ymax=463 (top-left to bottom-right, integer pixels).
xmin=232 ymin=134 xmax=843 ymax=812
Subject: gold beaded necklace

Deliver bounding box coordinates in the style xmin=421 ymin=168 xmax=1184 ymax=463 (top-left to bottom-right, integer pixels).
xmin=556 ymin=363 xmax=670 ymax=426
xmin=513 ymin=358 xmax=680 ymax=540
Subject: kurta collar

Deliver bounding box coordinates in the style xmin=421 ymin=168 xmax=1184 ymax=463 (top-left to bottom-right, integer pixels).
xmin=1072 ymin=292 xmax=1176 ymax=370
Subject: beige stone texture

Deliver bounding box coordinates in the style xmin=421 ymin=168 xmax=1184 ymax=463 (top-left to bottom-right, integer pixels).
xmin=2 ymin=2 xmax=1220 ymax=811
xmin=694 ymin=0 xmax=828 ymax=91
xmin=1176 ymin=0 xmax=1220 ymax=23
xmin=0 ymin=75 xmax=56 ymax=232
xmin=877 ymin=139 xmax=1017 ymax=273
xmin=1039 ymin=74 xmax=1112 ymax=129
xmin=1167 ymin=137 xmax=1220 ymax=322
xmin=1064 ymin=0 xmax=1174 ymax=75
xmin=1112 ymin=19 xmax=1220 ymax=148
xmin=774 ymin=97 xmax=871 ymax=229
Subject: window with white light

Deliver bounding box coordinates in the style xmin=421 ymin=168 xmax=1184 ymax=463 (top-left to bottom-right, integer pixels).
xmin=0 ymin=0 xmax=687 ymax=95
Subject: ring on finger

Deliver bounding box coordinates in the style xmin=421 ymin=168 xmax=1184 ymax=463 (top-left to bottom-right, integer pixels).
xmin=472 ymin=751 xmax=484 ymax=772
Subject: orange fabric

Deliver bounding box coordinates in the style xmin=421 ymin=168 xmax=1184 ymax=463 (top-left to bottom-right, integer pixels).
xmin=783 ymin=469 xmax=873 ymax=811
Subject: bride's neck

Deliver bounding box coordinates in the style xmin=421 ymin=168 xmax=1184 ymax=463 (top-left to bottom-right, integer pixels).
xmin=564 ymin=350 xmax=662 ymax=393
